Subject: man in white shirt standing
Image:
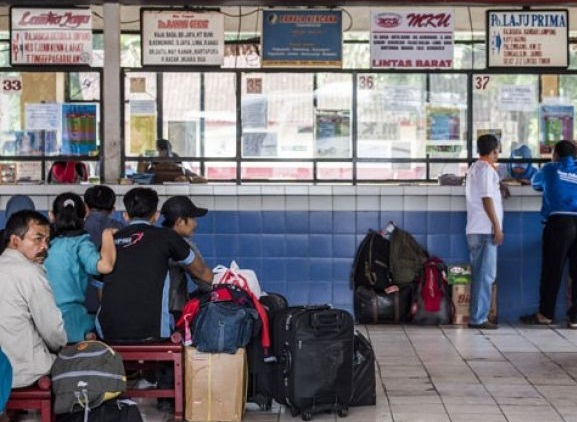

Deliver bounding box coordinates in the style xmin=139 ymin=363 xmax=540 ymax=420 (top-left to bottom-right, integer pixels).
xmin=465 ymin=134 xmax=504 ymax=330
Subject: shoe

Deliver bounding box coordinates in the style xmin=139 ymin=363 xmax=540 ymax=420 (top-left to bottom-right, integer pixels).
xmin=568 ymin=317 xmax=577 ymax=329
xmin=468 ymin=321 xmax=498 ymax=330
xmin=520 ymin=313 xmax=552 ymax=325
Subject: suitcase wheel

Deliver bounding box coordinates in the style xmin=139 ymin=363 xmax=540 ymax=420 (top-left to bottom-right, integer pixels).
xmin=290 ymin=407 xmax=300 ymax=417
xmin=302 ymin=411 xmax=313 ymax=421
xmin=337 ymin=407 xmax=349 ymax=418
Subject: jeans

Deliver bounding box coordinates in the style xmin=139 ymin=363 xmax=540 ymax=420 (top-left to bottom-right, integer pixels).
xmin=467 ymin=234 xmax=498 ymax=325
xmin=539 ymin=215 xmax=577 ymax=320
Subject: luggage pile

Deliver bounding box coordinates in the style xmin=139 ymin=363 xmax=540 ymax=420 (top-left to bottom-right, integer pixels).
xmin=351 ymin=223 xmax=453 ymax=325
xmin=177 ymin=260 xmax=377 ymax=421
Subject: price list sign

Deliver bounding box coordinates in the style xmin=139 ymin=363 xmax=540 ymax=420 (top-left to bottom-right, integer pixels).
xmin=141 ymin=9 xmax=224 ymax=66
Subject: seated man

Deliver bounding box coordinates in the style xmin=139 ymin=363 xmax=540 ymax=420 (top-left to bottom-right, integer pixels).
xmin=497 ymin=143 xmax=538 ymax=185
xmin=0 ymin=210 xmax=67 ymax=388
xmin=96 ymin=187 xmax=213 ymax=342
xmin=146 ymin=139 xmax=207 ymax=184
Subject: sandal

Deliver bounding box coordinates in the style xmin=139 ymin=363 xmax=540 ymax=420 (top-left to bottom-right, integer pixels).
xmin=520 ymin=313 xmax=552 ymax=325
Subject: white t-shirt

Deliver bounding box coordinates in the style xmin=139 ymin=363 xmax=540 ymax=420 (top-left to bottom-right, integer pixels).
xmin=465 ymin=160 xmax=503 ymax=235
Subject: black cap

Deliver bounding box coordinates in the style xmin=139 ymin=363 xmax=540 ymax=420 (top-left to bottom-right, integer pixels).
xmin=161 ymin=196 xmax=208 ymax=221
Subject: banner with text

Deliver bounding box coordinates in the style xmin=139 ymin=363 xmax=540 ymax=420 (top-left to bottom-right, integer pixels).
xmin=370 ymin=10 xmax=454 ymax=69
xmin=487 ymin=10 xmax=568 ymax=68
xmin=262 ymin=10 xmax=342 ymax=68
xmin=141 ymin=9 xmax=224 ymax=66
xmin=10 ymin=8 xmax=92 ymax=66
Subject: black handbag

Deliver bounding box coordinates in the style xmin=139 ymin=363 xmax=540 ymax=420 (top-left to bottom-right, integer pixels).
xmin=354 ymin=285 xmax=413 ymax=324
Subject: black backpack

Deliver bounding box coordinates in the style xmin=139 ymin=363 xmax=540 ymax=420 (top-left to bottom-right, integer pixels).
xmin=56 ymin=398 xmax=143 ymax=422
xmin=351 ymin=230 xmax=392 ymax=292
xmin=51 ymin=341 xmax=126 ymax=415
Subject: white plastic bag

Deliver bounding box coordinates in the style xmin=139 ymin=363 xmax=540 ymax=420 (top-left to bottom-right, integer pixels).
xmin=212 ymin=260 xmax=263 ymax=298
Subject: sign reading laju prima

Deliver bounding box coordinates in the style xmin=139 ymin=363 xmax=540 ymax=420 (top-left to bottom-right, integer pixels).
xmin=10 ymin=8 xmax=92 ymax=65
xmin=370 ymin=10 xmax=454 ymax=69
xmin=141 ymin=9 xmax=224 ymax=66
xmin=261 ymin=10 xmax=342 ymax=68
xmin=487 ymin=10 xmax=568 ymax=68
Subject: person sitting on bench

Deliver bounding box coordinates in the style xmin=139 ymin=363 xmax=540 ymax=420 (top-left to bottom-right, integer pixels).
xmin=0 ymin=210 xmax=67 ymax=388
xmin=96 ymin=187 xmax=213 ymax=342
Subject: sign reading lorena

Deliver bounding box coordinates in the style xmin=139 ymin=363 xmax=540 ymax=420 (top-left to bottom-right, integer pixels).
xmin=141 ymin=9 xmax=224 ymax=66
xmin=370 ymin=10 xmax=454 ymax=69
xmin=10 ymin=8 xmax=93 ymax=66
xmin=487 ymin=9 xmax=568 ymax=68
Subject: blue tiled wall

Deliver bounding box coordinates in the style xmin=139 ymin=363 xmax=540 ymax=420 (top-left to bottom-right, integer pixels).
xmin=189 ymin=209 xmax=564 ymax=323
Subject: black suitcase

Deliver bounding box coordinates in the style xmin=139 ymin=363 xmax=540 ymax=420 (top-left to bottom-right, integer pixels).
xmin=272 ymin=305 xmax=354 ymax=421
xmin=350 ymin=331 xmax=376 ymax=406
xmin=355 ymin=285 xmax=413 ymax=324
xmin=247 ymin=292 xmax=289 ymax=410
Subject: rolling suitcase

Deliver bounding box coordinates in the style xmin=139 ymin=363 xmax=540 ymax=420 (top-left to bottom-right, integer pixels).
xmin=247 ymin=292 xmax=289 ymax=410
xmin=272 ymin=305 xmax=354 ymax=421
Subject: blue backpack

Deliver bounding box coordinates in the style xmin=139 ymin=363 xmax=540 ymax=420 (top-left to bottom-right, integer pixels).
xmin=0 ymin=348 xmax=12 ymax=413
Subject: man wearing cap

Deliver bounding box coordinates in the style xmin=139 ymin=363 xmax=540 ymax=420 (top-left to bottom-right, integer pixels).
xmin=160 ymin=195 xmax=211 ymax=316
xmin=96 ymin=187 xmax=213 ymax=342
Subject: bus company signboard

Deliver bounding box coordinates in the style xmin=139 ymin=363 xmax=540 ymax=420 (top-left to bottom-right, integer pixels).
xmin=141 ymin=9 xmax=224 ymax=66
xmin=486 ymin=9 xmax=569 ymax=68
xmin=370 ymin=10 xmax=454 ymax=69
xmin=10 ymin=7 xmax=93 ymax=66
xmin=261 ymin=10 xmax=343 ymax=69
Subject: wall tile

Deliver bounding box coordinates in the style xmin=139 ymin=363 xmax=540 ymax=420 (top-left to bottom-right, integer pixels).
xmin=262 ymin=234 xmax=286 ymax=257
xmin=286 ymin=211 xmax=309 ymax=233
xmin=261 ymin=258 xmax=287 ymax=283
xmin=286 ymin=234 xmax=310 ymax=258
xmin=356 ymin=211 xmax=380 ymax=233
xmin=239 ymin=211 xmax=262 ymax=233
xmin=310 ymin=211 xmax=333 ymax=233
xmin=238 ymin=235 xmax=263 ymax=258
xmin=214 ymin=211 xmax=239 ymax=233
xmin=310 ymin=258 xmax=333 ymax=280
xmin=333 ymin=234 xmax=356 ymax=258
xmin=310 ymin=235 xmax=333 ymax=257
xmin=333 ymin=211 xmax=356 ymax=233
xmin=263 ymin=212 xmax=286 ymax=233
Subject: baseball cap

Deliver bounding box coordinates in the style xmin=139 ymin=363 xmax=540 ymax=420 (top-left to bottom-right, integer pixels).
xmin=161 ymin=196 xmax=208 ymax=222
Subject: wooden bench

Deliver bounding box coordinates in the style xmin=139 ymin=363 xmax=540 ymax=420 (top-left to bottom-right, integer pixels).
xmin=110 ymin=340 xmax=184 ymax=421
xmin=6 ymin=376 xmax=53 ymax=422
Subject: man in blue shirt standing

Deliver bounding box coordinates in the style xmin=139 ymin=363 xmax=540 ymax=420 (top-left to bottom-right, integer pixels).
xmin=521 ymin=140 xmax=577 ymax=327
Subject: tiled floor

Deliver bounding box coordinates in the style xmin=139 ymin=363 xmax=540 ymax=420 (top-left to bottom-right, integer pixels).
xmin=14 ymin=324 xmax=577 ymax=422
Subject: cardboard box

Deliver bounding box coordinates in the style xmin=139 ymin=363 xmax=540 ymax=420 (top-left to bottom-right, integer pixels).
xmin=184 ymin=347 xmax=246 ymax=422
xmin=452 ymin=283 xmax=497 ymax=325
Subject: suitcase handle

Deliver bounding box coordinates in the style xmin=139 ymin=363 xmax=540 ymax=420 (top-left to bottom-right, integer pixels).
xmin=311 ymin=311 xmax=343 ymax=331
xmin=280 ymin=347 xmax=292 ymax=375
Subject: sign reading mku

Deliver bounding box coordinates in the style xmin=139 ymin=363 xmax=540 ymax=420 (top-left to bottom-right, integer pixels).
xmin=141 ymin=9 xmax=224 ymax=66
xmin=10 ymin=8 xmax=92 ymax=65
xmin=487 ymin=10 xmax=568 ymax=68
xmin=370 ymin=10 xmax=454 ymax=69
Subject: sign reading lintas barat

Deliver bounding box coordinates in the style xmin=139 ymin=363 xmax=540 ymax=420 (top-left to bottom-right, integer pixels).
xmin=487 ymin=10 xmax=568 ymax=68
xmin=370 ymin=10 xmax=454 ymax=69
xmin=10 ymin=8 xmax=92 ymax=66
xmin=141 ymin=9 xmax=224 ymax=66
